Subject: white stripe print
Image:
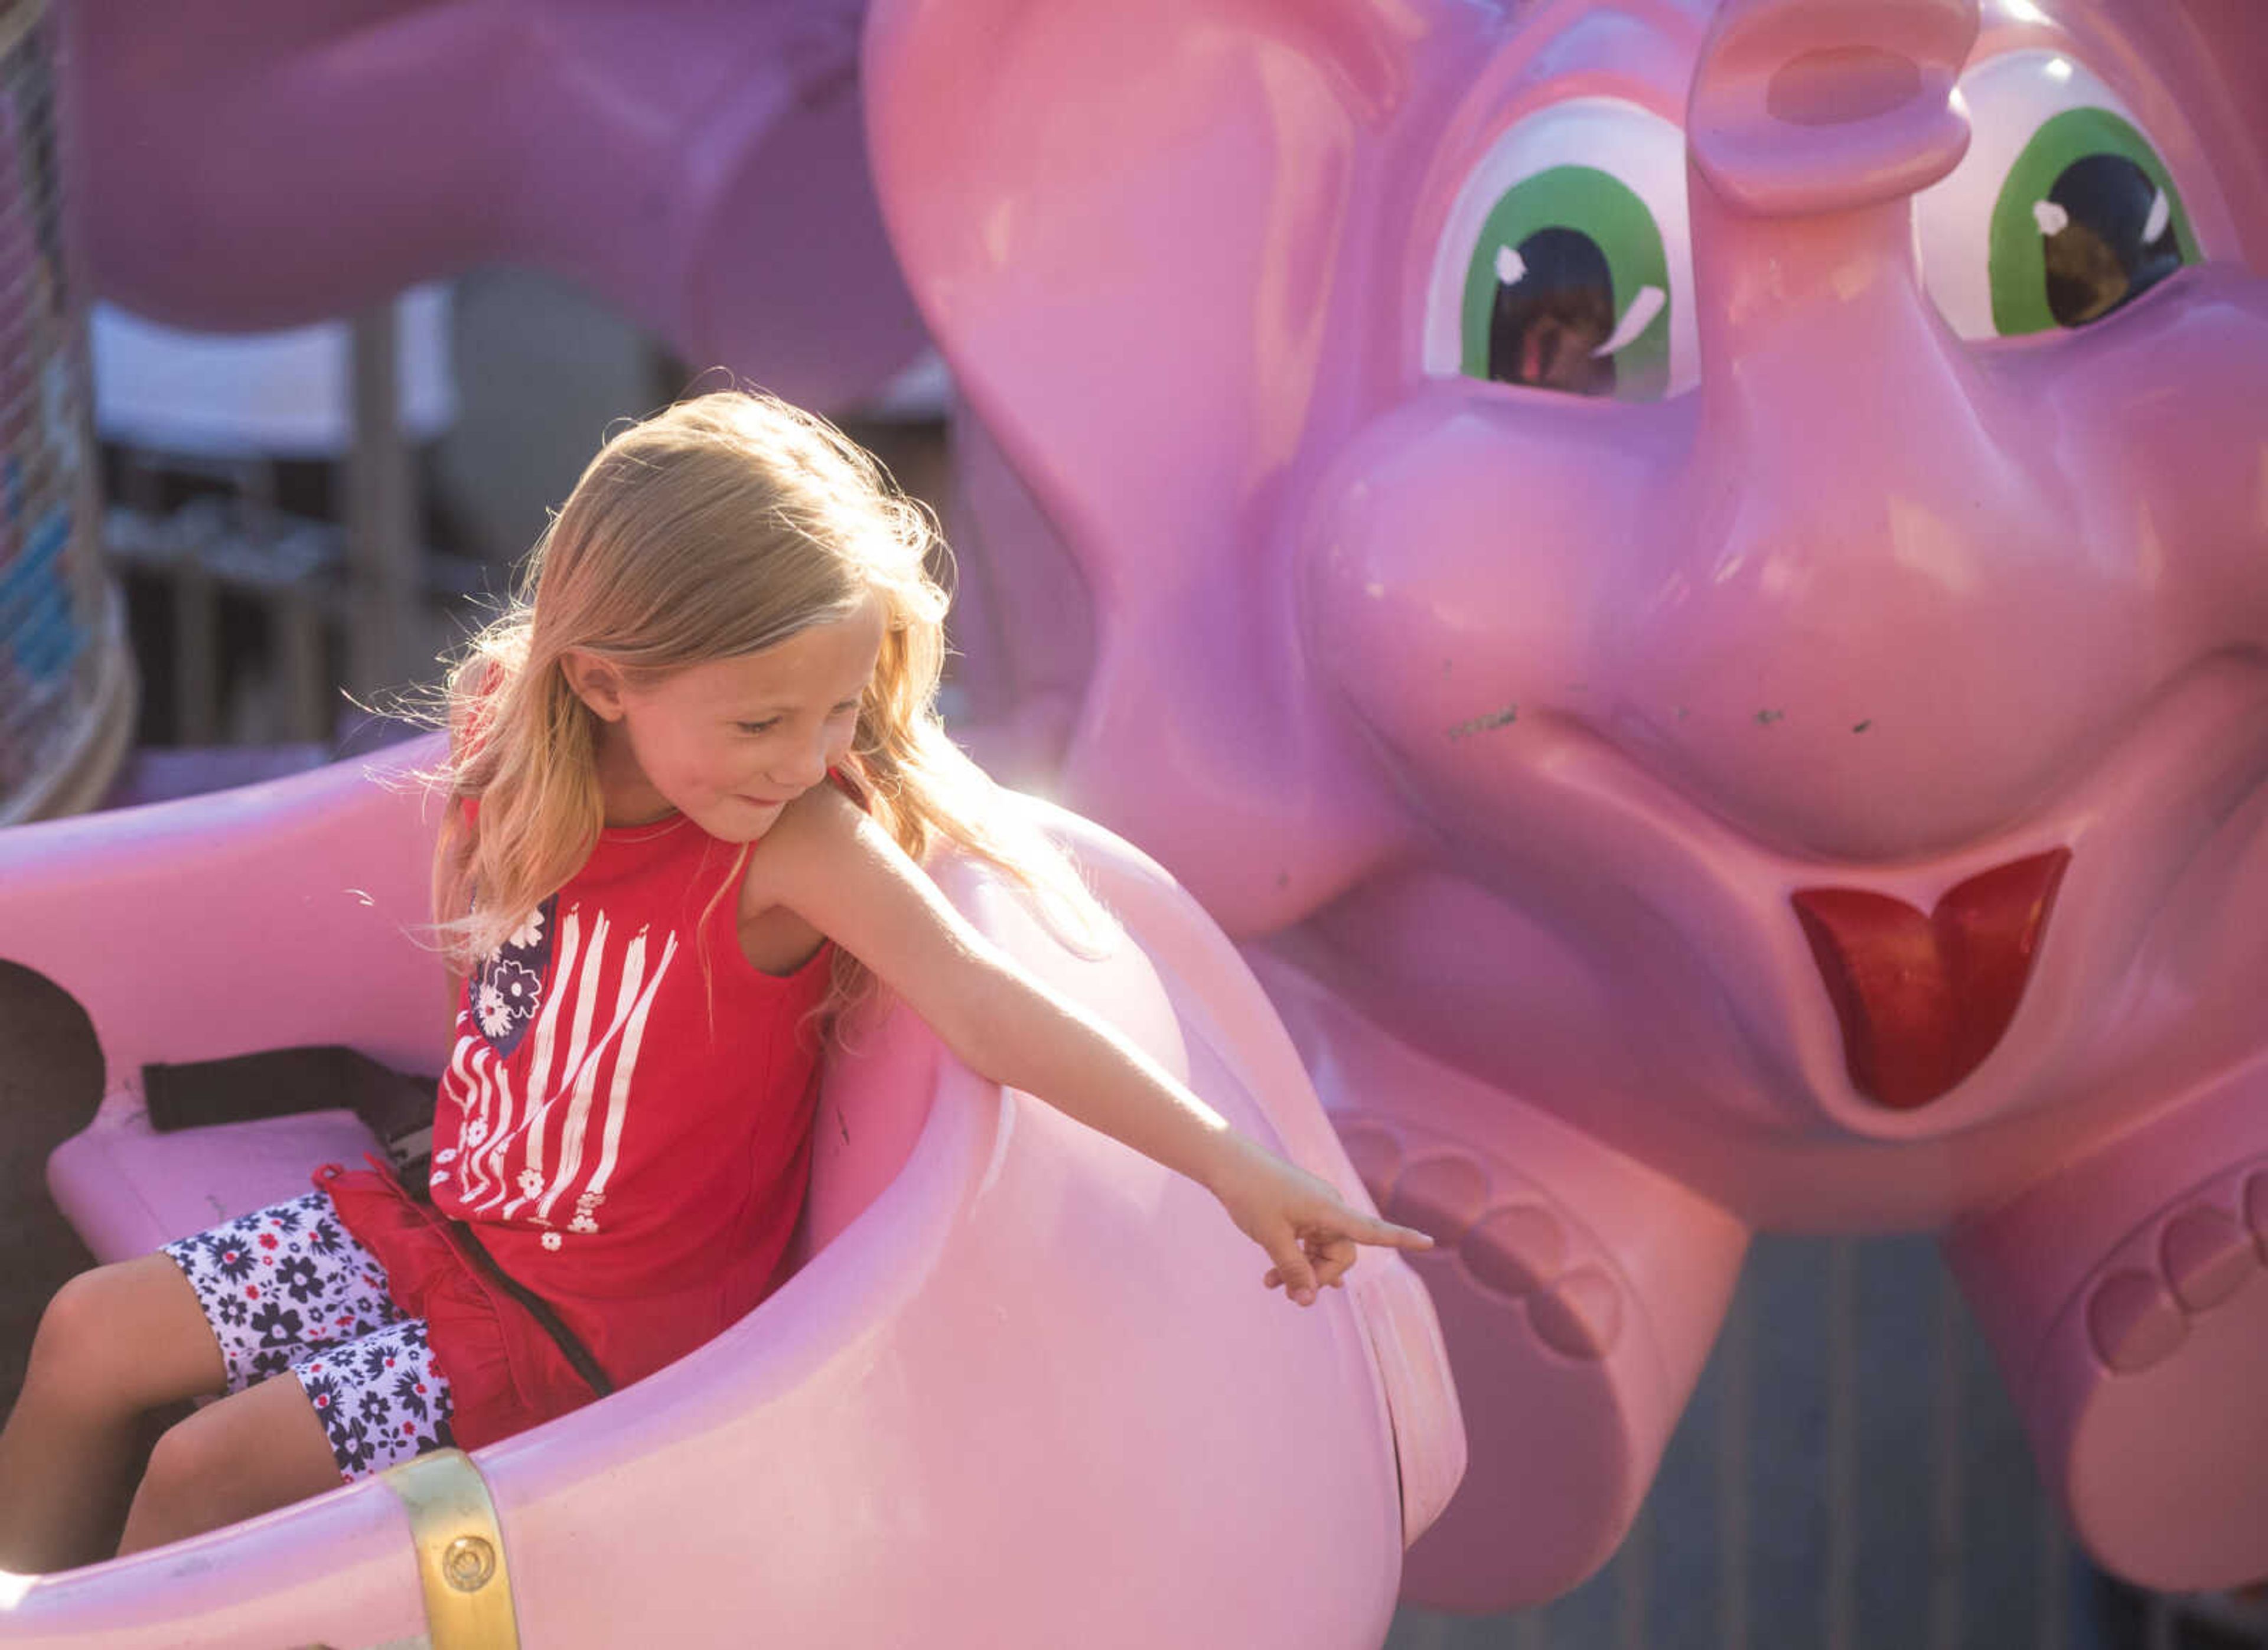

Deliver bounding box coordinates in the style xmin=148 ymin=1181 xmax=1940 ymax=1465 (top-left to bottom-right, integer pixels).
xmin=490 ymin=904 xmax=586 ymax=1212
xmin=451 ymin=908 xmax=565 ymax=1208
xmin=537 ymin=925 xmax=679 ymax=1230
xmin=444 ymin=1013 xmax=509 ymax=1208
xmin=572 ymin=926 xmax=680 ymax=1226
xmin=474 ymin=905 xmax=608 ymax=1217
xmin=483 ymin=902 xmax=598 ymax=1215
xmin=435 ymin=1022 xmax=481 ymax=1195
xmin=456 ymin=1040 xmax=505 ymax=1206
xmin=498 ymin=915 xmax=647 ymax=1219
xmin=465 ymin=902 xmax=594 ymax=1215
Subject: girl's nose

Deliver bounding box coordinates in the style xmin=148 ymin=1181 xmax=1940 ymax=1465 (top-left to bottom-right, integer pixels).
xmin=770 ymin=728 xmax=833 ymax=790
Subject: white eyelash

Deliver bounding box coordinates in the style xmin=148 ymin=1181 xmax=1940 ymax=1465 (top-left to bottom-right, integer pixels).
xmin=1592 ymin=285 xmax=1666 ymax=358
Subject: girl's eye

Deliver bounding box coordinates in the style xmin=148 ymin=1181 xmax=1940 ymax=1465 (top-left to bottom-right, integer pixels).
xmin=737 ymin=719 xmax=781 ymax=736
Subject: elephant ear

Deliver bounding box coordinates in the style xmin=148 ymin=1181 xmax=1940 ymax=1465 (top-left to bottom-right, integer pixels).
xmin=864 ymin=0 xmax=1437 ymax=931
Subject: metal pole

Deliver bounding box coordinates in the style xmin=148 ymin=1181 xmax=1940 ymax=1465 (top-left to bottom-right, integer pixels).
xmin=1718 ymin=1279 xmax=1755 ymax=1650
xmin=1930 ymin=1266 xmax=1966 ymax=1650
xmin=347 ymin=301 xmax=420 ymax=715
xmin=1824 ymin=1238 xmax=1858 ymax=1650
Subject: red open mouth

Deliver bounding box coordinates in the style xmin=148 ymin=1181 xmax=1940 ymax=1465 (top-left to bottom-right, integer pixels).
xmin=1790 ymin=848 xmax=2073 ymax=1110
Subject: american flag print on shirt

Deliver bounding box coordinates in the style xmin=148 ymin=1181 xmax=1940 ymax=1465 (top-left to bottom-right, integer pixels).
xmin=434 ymin=896 xmax=681 ymax=1248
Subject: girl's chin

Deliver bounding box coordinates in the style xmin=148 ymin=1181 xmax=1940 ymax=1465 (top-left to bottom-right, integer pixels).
xmin=700 ymin=795 xmax=787 ymax=840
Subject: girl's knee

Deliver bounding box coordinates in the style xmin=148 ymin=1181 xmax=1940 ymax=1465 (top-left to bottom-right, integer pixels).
xmin=30 ymin=1261 xmax=222 ymax=1415
xmin=134 ymin=1414 xmax=221 ymax=1515
xmin=125 ymin=1413 xmax=239 ymax=1549
xmin=125 ymin=1388 xmax=344 ymax=1552
xmin=28 ymin=1270 xmax=133 ymax=1406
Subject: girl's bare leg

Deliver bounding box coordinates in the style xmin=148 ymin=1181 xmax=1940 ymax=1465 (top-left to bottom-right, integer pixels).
xmin=117 ymin=1371 xmax=342 ymax=1556
xmin=0 ymin=1255 xmax=227 ymax=1572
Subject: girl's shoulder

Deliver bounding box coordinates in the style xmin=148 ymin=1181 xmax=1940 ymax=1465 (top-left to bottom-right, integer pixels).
xmin=737 ymin=775 xmax=865 ymax=910
xmin=730 ymin=777 xmax=866 ymax=973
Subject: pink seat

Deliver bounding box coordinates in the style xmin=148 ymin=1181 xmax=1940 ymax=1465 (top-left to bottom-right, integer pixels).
xmin=48 ymin=1098 xmax=383 ymax=1266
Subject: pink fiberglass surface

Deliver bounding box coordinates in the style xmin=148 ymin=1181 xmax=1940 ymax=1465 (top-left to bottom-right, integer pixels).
xmin=865 ymin=0 xmax=2268 ymax=1611
xmin=0 ymin=742 xmax=1460 ymax=1645
xmin=60 ymin=0 xmax=926 ymax=410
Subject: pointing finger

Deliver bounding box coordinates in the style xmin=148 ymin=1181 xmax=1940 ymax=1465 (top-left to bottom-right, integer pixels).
xmin=1348 ymin=1213 xmax=1432 ymax=1250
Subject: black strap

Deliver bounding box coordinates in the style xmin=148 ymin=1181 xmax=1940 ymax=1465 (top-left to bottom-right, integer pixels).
xmin=143 ymin=1045 xmax=438 ymax=1148
xmin=449 ymin=1221 xmax=616 ymax=1398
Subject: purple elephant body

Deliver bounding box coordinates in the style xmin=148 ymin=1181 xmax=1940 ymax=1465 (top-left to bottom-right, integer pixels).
xmin=866 ymin=0 xmax=2268 ymax=1610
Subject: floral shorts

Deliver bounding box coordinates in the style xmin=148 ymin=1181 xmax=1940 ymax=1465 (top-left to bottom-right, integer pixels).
xmin=160 ymin=1189 xmax=455 ymax=1481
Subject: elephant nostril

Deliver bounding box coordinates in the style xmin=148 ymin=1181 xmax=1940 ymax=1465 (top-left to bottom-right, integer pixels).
xmin=1765 ymin=45 xmax=1923 ymax=128
xmin=1687 ymin=0 xmax=1976 ymax=216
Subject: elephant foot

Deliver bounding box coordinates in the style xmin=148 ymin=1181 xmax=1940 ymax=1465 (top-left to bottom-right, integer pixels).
xmin=1950 ymin=1065 xmax=2268 ymax=1593
xmin=2047 ymin=1159 xmax=2268 ymax=1590
xmin=1336 ymin=1109 xmax=1746 ymax=1612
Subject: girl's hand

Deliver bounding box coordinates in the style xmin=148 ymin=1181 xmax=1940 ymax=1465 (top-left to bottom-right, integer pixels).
xmin=1205 ymin=1133 xmax=1434 ymax=1308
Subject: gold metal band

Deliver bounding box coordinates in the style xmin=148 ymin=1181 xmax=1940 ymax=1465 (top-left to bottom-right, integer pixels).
xmin=382 ymin=1449 xmax=522 ymax=1650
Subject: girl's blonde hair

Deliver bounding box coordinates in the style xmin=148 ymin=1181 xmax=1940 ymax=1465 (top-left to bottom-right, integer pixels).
xmin=427 ymin=387 xmax=1110 ymax=1033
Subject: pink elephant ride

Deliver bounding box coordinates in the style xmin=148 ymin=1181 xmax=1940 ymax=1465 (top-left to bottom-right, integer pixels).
xmin=865 ymin=0 xmax=2268 ymax=1612
xmin=0 ymin=742 xmax=1461 ymax=1646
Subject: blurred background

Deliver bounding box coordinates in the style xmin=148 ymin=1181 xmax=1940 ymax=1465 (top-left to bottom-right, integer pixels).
xmin=77 ymin=272 xmax=956 ymax=806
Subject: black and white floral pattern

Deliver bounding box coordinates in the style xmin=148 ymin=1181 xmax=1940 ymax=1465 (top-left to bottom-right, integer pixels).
xmin=161 ymin=1191 xmax=455 ymax=1480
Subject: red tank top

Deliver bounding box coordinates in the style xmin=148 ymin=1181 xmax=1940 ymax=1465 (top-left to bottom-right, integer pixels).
xmin=322 ymin=801 xmax=834 ymax=1448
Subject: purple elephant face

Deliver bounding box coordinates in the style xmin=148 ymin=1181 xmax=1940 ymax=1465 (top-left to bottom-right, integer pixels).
xmin=874 ymin=2 xmax=2268 ymax=1608
xmin=872 ymin=0 xmax=2268 ymax=1219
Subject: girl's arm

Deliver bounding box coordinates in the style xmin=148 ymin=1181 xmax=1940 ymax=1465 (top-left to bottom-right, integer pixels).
xmin=744 ymin=786 xmax=1432 ymax=1306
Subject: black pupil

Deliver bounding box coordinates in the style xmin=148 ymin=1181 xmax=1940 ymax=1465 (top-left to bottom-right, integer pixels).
xmin=2040 ymin=152 xmax=2182 ymax=327
xmin=1488 ymin=227 xmax=1617 ymax=395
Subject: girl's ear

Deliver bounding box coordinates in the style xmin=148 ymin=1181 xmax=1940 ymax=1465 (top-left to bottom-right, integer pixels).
xmin=561 ymin=651 xmax=628 ymax=723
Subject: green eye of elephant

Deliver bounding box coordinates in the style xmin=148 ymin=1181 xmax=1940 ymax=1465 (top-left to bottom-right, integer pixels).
xmin=1989 ymin=107 xmax=2200 ymax=335
xmin=1459 ymin=165 xmax=1671 ymax=400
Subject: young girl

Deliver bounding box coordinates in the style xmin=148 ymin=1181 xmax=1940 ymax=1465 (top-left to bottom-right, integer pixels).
xmin=0 ymin=389 xmax=1431 ymax=1573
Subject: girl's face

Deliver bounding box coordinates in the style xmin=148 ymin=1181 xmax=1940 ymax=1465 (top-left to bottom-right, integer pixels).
xmin=569 ymin=596 xmax=886 ymax=841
